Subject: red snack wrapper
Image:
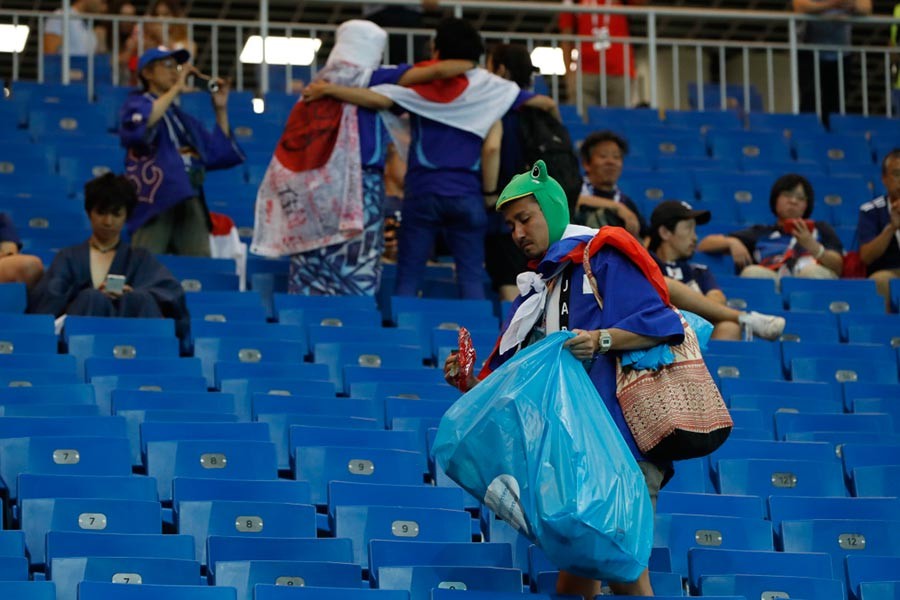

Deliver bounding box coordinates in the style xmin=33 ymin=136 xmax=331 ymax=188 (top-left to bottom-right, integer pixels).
xmin=456 ymin=327 xmax=477 ymax=392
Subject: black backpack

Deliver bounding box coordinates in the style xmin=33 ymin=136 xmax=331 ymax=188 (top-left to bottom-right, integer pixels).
xmin=517 ymin=107 xmax=583 ymax=214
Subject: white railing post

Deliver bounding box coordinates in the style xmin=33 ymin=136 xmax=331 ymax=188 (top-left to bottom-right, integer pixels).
xmin=259 ymin=0 xmax=269 ymax=95
xmin=648 ymin=11 xmax=658 ymax=109
xmin=62 ymin=0 xmax=71 ymax=84
xmin=788 ymin=16 xmax=800 ymax=114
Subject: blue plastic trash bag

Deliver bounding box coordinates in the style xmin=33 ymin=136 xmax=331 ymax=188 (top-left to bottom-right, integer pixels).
xmin=432 ymin=331 xmax=653 ymax=583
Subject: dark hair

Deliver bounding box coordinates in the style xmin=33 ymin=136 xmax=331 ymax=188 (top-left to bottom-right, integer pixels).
xmin=488 ymin=43 xmax=534 ymax=89
xmin=882 ymin=148 xmax=900 ymax=175
xmin=84 ymin=173 xmax=138 ymax=218
xmin=769 ymin=173 xmax=814 ymax=218
xmin=648 ymin=216 xmax=680 ymax=253
xmin=433 ymin=18 xmax=484 ymax=62
xmin=579 ymin=130 xmax=629 ymax=164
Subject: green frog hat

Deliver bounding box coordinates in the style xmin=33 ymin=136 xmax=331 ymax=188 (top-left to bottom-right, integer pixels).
xmin=495 ymin=159 xmax=570 ymax=245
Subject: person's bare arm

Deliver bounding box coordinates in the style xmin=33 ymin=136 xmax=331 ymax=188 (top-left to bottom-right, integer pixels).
xmin=523 ymin=94 xmax=561 ymax=121
xmin=860 ymin=223 xmax=900 ymax=264
xmin=793 ymin=0 xmax=845 ymax=13
xmin=705 ymin=288 xmax=728 ymax=306
xmin=302 ymin=81 xmax=394 ymax=110
xmin=148 ymin=64 xmax=193 ymax=128
xmin=44 ymin=33 xmax=62 ymax=54
xmin=481 ymin=120 xmax=503 ymax=208
xmin=850 ymin=0 xmax=872 ymax=14
xmin=697 ymin=234 xmax=753 ymax=269
xmin=396 ymin=60 xmax=476 ymax=86
xmin=565 ymin=327 xmax=675 ymax=360
xmin=667 ymin=277 xmax=741 ymax=325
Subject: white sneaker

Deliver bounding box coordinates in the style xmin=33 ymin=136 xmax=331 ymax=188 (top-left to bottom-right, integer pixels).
xmin=738 ymin=311 xmax=785 ymax=341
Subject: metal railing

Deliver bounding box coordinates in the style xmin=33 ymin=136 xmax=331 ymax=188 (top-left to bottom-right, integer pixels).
xmin=2 ymin=1 xmax=900 ymax=117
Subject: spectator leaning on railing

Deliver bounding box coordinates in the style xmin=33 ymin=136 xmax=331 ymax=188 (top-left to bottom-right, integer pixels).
xmin=44 ymin=0 xmax=105 ymax=55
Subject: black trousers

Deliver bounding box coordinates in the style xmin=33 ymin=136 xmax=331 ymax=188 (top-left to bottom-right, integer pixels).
xmin=798 ymin=51 xmax=847 ymax=125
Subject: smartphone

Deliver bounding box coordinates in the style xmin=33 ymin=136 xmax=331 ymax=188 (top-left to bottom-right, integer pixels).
xmin=783 ymin=219 xmax=816 ymax=236
xmin=104 ymin=274 xmax=126 ymax=294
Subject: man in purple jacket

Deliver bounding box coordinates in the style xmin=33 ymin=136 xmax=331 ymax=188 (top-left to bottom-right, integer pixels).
xmin=119 ymin=47 xmax=244 ymax=256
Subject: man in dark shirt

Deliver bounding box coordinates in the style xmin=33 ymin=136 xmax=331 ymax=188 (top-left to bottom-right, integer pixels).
xmin=859 ymin=149 xmax=900 ymax=310
xmin=574 ymin=130 xmax=647 ymax=240
xmin=650 ymin=200 xmax=784 ymax=341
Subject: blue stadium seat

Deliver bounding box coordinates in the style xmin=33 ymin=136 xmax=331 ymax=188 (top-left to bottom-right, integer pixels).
xmin=0 ymin=313 xmax=54 ymax=333
xmin=839 ymin=313 xmax=900 ymax=341
xmin=703 ymin=354 xmax=783 ymax=383
xmin=617 ymin=170 xmax=697 ymax=209
xmin=63 ymin=316 xmax=175 ymax=341
xmin=729 ymin=393 xmax=843 ymax=427
xmin=278 ymin=307 xmax=382 ymax=331
xmin=254 ymin=587 xmax=408 ymax=600
xmin=853 ymin=465 xmax=900 ymax=497
xmin=219 ymin=377 xmax=337 ymax=422
xmin=687 ymin=548 xmax=834 ymax=595
xmin=78 ymin=582 xmax=235 ymax=600
xmin=631 ymin=131 xmax=709 ymax=159
xmin=214 ymin=362 xmax=331 ymax=391
xmin=809 ymin=175 xmax=872 ymax=227
xmin=328 ymin=482 xmax=465 ymax=528
xmin=179 ymin=272 xmax=240 ymax=293
xmin=891 ymin=279 xmax=900 ymax=312
xmin=0 ymin=530 xmax=26 ymax=557
xmin=654 ymin=513 xmax=774 ymax=577
xmin=846 ymin=555 xmax=900 ymax=600
xmin=859 ymin=581 xmax=900 ymax=600
xmin=717 ymin=458 xmax=847 ymax=497
xmin=774 ymin=412 xmax=893 ymax=441
xmin=376 ymin=565 xmax=523 ymax=600
xmin=782 ymin=518 xmax=900 ymax=574
xmin=663 ymin=109 xmax=744 ymax=134
xmin=0 ymin=384 xmax=95 ymax=408
xmin=254 ymin=395 xmax=381 ymax=423
xmin=261 ymin=413 xmax=380 ymax=470
xmin=369 ymin=540 xmax=513 ymax=585
xmin=140 ymin=421 xmax=269 ymax=459
xmin=84 ymin=357 xmax=203 ymax=382
xmin=205 ymin=537 xmax=353 ymax=578
xmin=768 ymin=496 xmax=900 ymax=543
xmin=842 ymin=382 xmax=900 ymax=412
xmin=384 ymin=398 xmax=452 ymax=426
xmin=709 ymin=131 xmax=792 ymax=163
xmin=708 ymin=438 xmax=836 ymax=473
xmin=349 ymin=381 xmax=459 ymax=402
xmin=780 ymin=277 xmax=878 ymax=300
xmin=0 ymin=582 xmax=55 ymax=600
xmin=0 ymin=331 xmax=57 ymax=355
xmin=50 ymin=557 xmax=200 ymax=600
xmin=68 ymin=334 xmax=180 ymax=379
xmin=309 ymin=326 xmax=423 ymax=360
xmin=829 ymin=114 xmax=900 ymax=138
xmin=194 ymin=337 xmax=306 ymax=388
xmin=335 ymin=505 xmax=471 ymax=568
xmin=189 ymin=321 xmax=305 ymax=347
xmin=700 ymin=574 xmax=844 ymax=600
xmin=388 ymin=297 xmax=493 ymax=327
xmin=842 ymin=443 xmax=900 ymax=478
xmin=177 ymin=500 xmax=316 ymax=566
xmin=0 ymin=557 xmax=28 ymax=580
xmin=747 ymin=112 xmax=825 ymax=137
xmin=853 ymin=398 xmax=900 ymax=426
xmin=0 ymin=353 xmax=77 ymax=376
xmin=294 ymin=446 xmax=423 ymax=505
xmin=343 ymin=367 xmax=446 ymax=396
xmin=214 ymin=560 xmax=363 ymax=600
xmin=191 ymin=304 xmax=268 ymax=324
xmin=791 ymin=358 xmax=898 ymax=384
xmin=46 ymin=531 xmax=195 ymax=564
xmin=0 ymin=403 xmax=102 ymax=418
xmin=290 ymin=425 xmax=417 ymax=466
xmin=28 ymin=106 xmax=109 ymax=141
xmin=313 ymin=342 xmax=424 ymax=389
xmin=847 ymin=325 xmax=900 ymax=346
xmin=274 ymin=293 xmax=376 ymax=317
xmin=113 ymin=390 xmax=237 ymax=417
xmin=720 ymin=378 xmax=839 ymax=404
xmin=661 ymin=456 xmax=712 ymax=493
xmin=776 ymin=311 xmax=841 ymax=343
xmin=0 ymin=436 xmax=131 ymax=500
xmin=18 ymin=473 xmax=157 ymax=504
xmin=0 ymin=369 xmax=80 ymax=387
xmin=91 ymin=374 xmax=209 ymax=417
xmin=586 ymin=106 xmax=661 ymax=129
xmin=788 ymin=291 xmax=884 ymax=314
xmin=656 ymin=491 xmax=766 ymax=519
xmin=173 ymin=478 xmax=311 ymax=510
xmin=21 ymin=497 xmax=161 ymax=567
xmin=794 ymin=134 xmax=874 ymax=170
xmin=146 ymin=440 xmax=278 ymax=502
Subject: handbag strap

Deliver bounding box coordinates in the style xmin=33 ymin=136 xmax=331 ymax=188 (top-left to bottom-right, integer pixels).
xmin=582 ymin=240 xmax=604 ymax=310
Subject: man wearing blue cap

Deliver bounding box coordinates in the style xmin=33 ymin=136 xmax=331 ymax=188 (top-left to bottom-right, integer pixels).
xmin=119 ymin=46 xmax=244 ymax=256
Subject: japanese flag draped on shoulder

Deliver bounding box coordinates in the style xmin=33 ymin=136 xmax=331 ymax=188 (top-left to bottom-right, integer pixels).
xmin=250 ymin=46 xmax=521 ymax=257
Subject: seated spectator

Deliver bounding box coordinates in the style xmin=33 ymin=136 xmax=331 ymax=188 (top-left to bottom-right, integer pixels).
xmin=0 ymin=214 xmax=44 ymax=288
xmin=697 ymin=174 xmax=843 ymax=281
xmin=859 ymin=148 xmax=900 ymax=310
xmin=573 ymin=130 xmax=647 ymax=240
xmin=649 ymin=201 xmax=785 ymax=341
xmin=28 ymin=174 xmax=189 ymax=341
xmin=44 ymin=0 xmax=104 ymax=55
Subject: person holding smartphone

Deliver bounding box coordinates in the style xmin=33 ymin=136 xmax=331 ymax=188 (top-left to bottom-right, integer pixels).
xmin=28 ymin=174 xmax=189 ymax=343
xmin=698 ymin=173 xmax=844 ymax=281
